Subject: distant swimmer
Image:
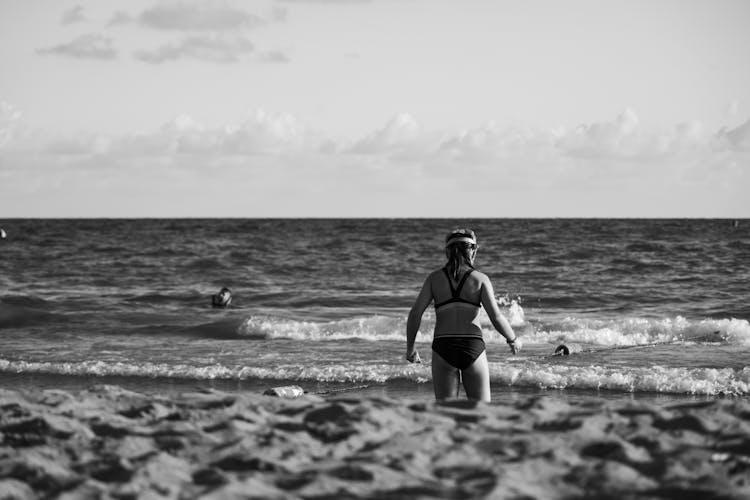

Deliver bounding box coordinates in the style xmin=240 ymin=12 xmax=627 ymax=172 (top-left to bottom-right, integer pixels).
xmin=0 ymin=228 xmax=6 ymax=239
xmin=212 ymin=287 xmax=232 ymax=308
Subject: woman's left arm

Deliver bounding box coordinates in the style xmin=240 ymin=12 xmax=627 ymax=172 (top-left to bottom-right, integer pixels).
xmin=406 ymin=276 xmax=432 ymax=363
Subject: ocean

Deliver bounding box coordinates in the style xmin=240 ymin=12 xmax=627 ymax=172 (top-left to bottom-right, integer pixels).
xmin=1 ymin=219 xmax=748 ymax=402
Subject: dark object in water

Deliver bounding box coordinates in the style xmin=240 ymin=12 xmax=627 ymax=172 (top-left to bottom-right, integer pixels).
xmin=554 ymin=344 xmax=570 ymax=356
xmin=553 ymin=343 xmax=582 ymax=356
xmin=212 ymin=287 xmax=232 ymax=308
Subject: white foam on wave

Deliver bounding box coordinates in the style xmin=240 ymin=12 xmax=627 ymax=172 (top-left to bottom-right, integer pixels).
xmin=250 ymin=363 xmax=431 ymax=384
xmin=507 ymin=300 xmax=526 ymax=327
xmin=237 ymin=314 xmax=422 ymax=342
xmin=3 ymin=356 xmax=748 ymax=395
xmin=522 ymin=316 xmax=750 ymax=347
xmin=491 ymin=360 xmax=750 ymax=395
xmin=234 ymin=312 xmax=750 ymax=349
xmin=0 ymin=358 xmax=239 ymax=380
xmin=235 ymin=300 xmax=528 ymax=342
xmin=0 ymin=358 xmax=432 ymax=384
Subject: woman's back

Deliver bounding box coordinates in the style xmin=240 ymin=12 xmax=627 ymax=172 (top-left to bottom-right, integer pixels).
xmin=431 ymin=265 xmax=484 ymax=337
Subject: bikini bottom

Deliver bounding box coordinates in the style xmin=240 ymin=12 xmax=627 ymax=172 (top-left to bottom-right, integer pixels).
xmin=431 ymin=336 xmax=486 ymax=371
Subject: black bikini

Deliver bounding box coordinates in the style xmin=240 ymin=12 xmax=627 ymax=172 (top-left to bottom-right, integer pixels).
xmin=434 ymin=268 xmax=481 ymax=309
xmin=432 ymin=268 xmax=486 ymax=370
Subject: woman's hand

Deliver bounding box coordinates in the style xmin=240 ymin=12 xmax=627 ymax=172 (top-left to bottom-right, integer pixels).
xmin=507 ymin=338 xmax=521 ymax=355
xmin=406 ymin=350 xmax=422 ymax=363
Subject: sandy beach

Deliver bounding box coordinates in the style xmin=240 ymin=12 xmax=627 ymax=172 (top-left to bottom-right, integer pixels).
xmin=0 ymin=385 xmax=748 ymax=499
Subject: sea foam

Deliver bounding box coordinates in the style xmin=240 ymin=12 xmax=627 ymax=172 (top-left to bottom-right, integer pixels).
xmin=492 ymin=360 xmax=750 ymax=396
xmin=233 ymin=312 xmax=750 ymax=348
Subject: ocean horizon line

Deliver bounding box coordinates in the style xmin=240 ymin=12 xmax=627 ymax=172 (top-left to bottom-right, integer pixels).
xmin=1 ymin=216 xmax=748 ymax=221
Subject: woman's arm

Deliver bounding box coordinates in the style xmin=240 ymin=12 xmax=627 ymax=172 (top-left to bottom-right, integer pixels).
xmin=406 ymin=275 xmax=433 ymax=363
xmin=479 ymin=274 xmax=519 ymax=354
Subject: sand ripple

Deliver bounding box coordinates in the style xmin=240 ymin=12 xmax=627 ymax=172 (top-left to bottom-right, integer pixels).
xmin=1 ymin=386 xmax=749 ymax=499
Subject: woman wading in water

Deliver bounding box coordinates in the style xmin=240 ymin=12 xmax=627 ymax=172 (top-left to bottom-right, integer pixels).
xmin=405 ymin=228 xmax=518 ymax=401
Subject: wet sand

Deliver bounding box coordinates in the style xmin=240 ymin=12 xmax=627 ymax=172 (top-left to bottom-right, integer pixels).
xmin=1 ymin=384 xmax=749 ymax=499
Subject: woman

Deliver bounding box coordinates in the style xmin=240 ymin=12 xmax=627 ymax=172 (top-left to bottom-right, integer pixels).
xmin=405 ymin=228 xmax=518 ymax=401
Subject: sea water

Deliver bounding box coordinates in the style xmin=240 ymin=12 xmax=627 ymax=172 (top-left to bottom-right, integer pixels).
xmin=0 ymin=219 xmax=748 ymax=401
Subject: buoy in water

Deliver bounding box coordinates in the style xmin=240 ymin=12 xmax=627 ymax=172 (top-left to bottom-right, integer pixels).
xmin=554 ymin=343 xmax=582 ymax=356
xmin=0 ymin=228 xmax=6 ymax=239
xmin=263 ymin=385 xmax=305 ymax=398
xmin=211 ymin=287 xmax=232 ymax=308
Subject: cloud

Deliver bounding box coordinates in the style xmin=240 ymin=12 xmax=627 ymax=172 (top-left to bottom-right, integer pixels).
xmin=257 ymin=50 xmax=290 ymax=63
xmin=555 ymin=108 xmax=642 ymax=159
xmin=718 ymin=119 xmax=750 ymax=152
xmin=135 ymin=1 xmax=264 ymax=32
xmin=438 ymin=121 xmax=557 ymax=164
xmin=61 ymin=5 xmax=86 ymax=25
xmin=107 ymin=10 xmax=133 ymax=27
xmin=108 ymin=3 xmax=285 ymax=64
xmin=222 ymin=109 xmax=322 ymax=154
xmin=134 ymin=35 xmax=254 ymax=63
xmin=727 ymin=99 xmax=740 ymax=117
xmin=0 ymin=101 xmax=23 ymax=148
xmin=278 ymin=0 xmax=372 ymax=4
xmin=36 ymin=34 xmax=117 ymax=60
xmin=96 ymin=110 xmax=322 ymax=157
xmin=272 ymin=7 xmax=288 ymax=22
xmin=3 ymin=101 xmax=748 ymax=218
xmin=349 ymin=113 xmax=422 ymax=154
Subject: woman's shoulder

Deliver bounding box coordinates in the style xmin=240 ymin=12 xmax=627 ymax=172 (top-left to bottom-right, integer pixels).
xmin=428 ymin=267 xmax=446 ymax=279
xmin=469 ymin=268 xmax=490 ymax=282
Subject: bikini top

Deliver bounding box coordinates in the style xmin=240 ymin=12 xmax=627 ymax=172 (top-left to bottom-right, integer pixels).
xmin=434 ymin=267 xmax=481 ymax=309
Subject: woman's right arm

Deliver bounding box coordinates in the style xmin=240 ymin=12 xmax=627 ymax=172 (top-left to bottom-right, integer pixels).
xmin=479 ymin=274 xmax=519 ymax=354
xmin=406 ymin=275 xmax=433 ymax=362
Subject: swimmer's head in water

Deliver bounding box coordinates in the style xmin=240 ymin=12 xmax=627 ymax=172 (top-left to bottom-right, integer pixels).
xmin=212 ymin=287 xmax=232 ymax=308
xmin=445 ymin=228 xmax=477 ymax=248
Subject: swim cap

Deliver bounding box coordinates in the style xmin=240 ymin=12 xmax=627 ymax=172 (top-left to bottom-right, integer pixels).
xmin=445 ymin=228 xmax=477 ymax=247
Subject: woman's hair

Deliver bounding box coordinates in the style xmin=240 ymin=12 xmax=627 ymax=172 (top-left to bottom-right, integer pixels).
xmin=444 ymin=228 xmax=477 ymax=280
xmin=445 ymin=241 xmax=475 ymax=280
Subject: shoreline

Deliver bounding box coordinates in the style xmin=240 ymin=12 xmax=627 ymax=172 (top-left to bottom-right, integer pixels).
xmin=1 ymin=384 xmax=749 ymax=498
xmin=0 ymin=371 xmax=742 ymax=405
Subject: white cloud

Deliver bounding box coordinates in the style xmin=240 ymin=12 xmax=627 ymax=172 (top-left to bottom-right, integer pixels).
xmin=46 ymin=133 xmax=111 ymax=156
xmin=2 ymin=101 xmax=748 ymax=217
xmin=0 ymin=101 xmax=23 ymax=148
xmin=107 ymin=10 xmax=132 ymax=27
xmin=727 ymin=100 xmax=740 ymax=117
xmin=219 ymin=109 xmax=323 ymax=155
xmin=272 ymin=7 xmax=288 ymax=22
xmin=438 ymin=121 xmax=558 ymax=165
xmin=99 ymin=110 xmax=323 ymax=157
xmin=106 ymin=3 xmax=287 ymax=64
xmin=134 ymin=34 xmax=254 ymax=63
xmin=61 ymin=5 xmax=86 ymax=25
xmin=36 ymin=34 xmax=117 ymax=60
xmin=137 ymin=1 xmax=264 ymax=32
xmin=349 ymin=113 xmax=422 ymax=154
xmin=556 ymin=108 xmax=643 ymax=159
xmin=279 ymin=0 xmax=372 ymax=4
xmin=257 ymin=50 xmax=290 ymax=63
xmin=718 ymin=119 xmax=750 ymax=152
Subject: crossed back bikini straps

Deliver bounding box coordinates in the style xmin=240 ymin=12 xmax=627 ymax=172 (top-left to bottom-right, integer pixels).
xmin=434 ymin=267 xmax=481 ymax=309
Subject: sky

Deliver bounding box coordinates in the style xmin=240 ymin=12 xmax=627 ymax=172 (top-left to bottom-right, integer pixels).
xmin=1 ymin=0 xmax=749 ymax=217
